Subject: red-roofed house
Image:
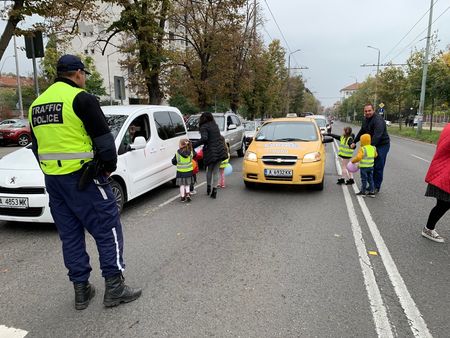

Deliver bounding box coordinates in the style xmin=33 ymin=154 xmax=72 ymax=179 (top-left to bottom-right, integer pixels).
xmin=340 ymin=82 xmax=361 ymax=100
xmin=0 ymin=75 xmax=33 ymax=88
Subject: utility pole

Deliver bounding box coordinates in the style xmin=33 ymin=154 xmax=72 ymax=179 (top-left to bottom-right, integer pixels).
xmin=286 ymin=49 xmax=301 ymax=114
xmin=417 ymin=0 xmax=434 ymax=134
xmin=367 ymin=45 xmax=380 ymax=109
xmin=13 ymin=35 xmax=23 ymax=119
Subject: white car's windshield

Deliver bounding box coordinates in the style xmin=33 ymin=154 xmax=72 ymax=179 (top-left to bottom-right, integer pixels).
xmin=314 ymin=118 xmax=327 ymax=128
xmin=255 ymin=121 xmax=318 ymax=142
xmin=105 ymin=115 xmax=128 ymax=139
xmin=187 ymin=115 xmax=225 ymax=132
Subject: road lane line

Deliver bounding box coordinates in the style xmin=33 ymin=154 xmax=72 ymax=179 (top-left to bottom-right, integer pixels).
xmin=411 ymin=154 xmax=431 ymax=163
xmin=0 ymin=325 xmax=28 ymax=337
xmin=332 ymin=141 xmax=432 ymax=337
xmin=331 ymin=142 xmax=394 ymax=337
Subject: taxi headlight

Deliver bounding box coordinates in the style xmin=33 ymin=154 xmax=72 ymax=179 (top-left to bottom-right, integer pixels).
xmin=245 ymin=151 xmax=258 ymax=162
xmin=303 ymin=152 xmax=321 ymax=163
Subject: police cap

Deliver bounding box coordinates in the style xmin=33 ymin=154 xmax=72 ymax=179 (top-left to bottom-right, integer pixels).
xmin=57 ymin=54 xmax=91 ymax=75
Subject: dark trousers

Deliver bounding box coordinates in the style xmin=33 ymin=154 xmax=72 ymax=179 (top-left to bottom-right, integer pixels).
xmin=374 ymin=143 xmax=390 ymax=190
xmin=426 ymin=199 xmax=450 ymax=230
xmin=360 ymin=167 xmax=374 ymax=193
xmin=45 ymin=172 xmax=125 ymax=283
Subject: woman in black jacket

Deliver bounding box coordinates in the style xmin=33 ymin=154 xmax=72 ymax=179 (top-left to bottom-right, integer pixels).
xmin=192 ymin=112 xmax=227 ymax=199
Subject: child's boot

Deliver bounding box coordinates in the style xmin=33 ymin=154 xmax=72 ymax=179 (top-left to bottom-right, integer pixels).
xmin=336 ymin=178 xmax=345 ymax=184
xmin=345 ymin=178 xmax=354 ymax=185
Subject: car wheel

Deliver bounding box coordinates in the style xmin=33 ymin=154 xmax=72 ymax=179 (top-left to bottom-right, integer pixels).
xmin=312 ymin=178 xmax=324 ymax=191
xmin=110 ymin=179 xmax=125 ymax=213
xmin=237 ymin=140 xmax=246 ymax=157
xmin=18 ymin=134 xmax=30 ymax=146
xmin=244 ymin=180 xmax=256 ymax=189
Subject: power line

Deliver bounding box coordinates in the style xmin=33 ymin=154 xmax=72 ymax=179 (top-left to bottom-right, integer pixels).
xmin=382 ymin=0 xmax=439 ymax=62
xmin=387 ymin=5 xmax=450 ymax=63
xmin=262 ymin=0 xmax=292 ymax=53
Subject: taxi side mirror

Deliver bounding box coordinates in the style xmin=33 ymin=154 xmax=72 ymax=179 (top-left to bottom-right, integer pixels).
xmin=322 ymin=136 xmax=334 ymax=143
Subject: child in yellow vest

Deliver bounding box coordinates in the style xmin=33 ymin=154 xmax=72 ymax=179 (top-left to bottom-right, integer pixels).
xmin=172 ymin=139 xmax=196 ymax=202
xmin=327 ymin=126 xmax=355 ymax=185
xmin=351 ymin=134 xmax=378 ymax=197
xmin=218 ymin=136 xmax=230 ymax=188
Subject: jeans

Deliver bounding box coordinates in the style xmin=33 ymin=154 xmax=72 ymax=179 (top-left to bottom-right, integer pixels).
xmin=374 ymin=143 xmax=390 ymax=190
xmin=206 ymin=161 xmax=221 ymax=188
xmin=360 ymin=167 xmax=374 ymax=193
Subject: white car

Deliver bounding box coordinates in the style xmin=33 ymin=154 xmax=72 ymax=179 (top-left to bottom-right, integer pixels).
xmin=0 ymin=105 xmax=187 ymax=223
xmin=310 ymin=115 xmax=332 ymax=135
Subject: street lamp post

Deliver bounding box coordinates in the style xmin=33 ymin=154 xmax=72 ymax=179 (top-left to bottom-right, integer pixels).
xmin=286 ymin=49 xmax=301 ymax=114
xmin=367 ymin=45 xmax=380 ymax=109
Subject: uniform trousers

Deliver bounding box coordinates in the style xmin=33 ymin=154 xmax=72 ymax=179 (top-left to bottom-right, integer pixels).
xmin=45 ymin=171 xmax=125 ymax=283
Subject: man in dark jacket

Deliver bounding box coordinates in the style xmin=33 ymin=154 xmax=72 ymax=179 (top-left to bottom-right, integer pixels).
xmin=351 ymin=103 xmax=390 ymax=193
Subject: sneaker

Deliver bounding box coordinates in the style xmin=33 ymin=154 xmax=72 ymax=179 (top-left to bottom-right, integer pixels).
xmin=185 ymin=194 xmax=191 ymax=202
xmin=336 ymin=178 xmax=345 ymax=185
xmin=190 ymin=190 xmax=197 ymax=195
xmin=374 ymin=188 xmax=379 ymax=194
xmin=421 ymin=227 xmax=445 ymax=243
xmin=180 ymin=196 xmax=186 ymax=202
xmin=345 ymin=179 xmax=354 ymax=185
xmin=367 ymin=192 xmax=376 ymax=198
xmin=356 ymin=191 xmax=367 ymax=197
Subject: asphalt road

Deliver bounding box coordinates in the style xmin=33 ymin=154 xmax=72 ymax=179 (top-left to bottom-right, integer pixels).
xmin=0 ymin=125 xmax=449 ymax=338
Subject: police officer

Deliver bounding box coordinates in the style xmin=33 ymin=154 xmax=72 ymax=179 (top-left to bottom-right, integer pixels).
xmin=29 ymin=55 xmax=141 ymax=310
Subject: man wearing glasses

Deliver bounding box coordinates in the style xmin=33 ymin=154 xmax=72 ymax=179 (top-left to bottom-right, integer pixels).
xmin=351 ymin=103 xmax=390 ymax=194
xmin=29 ymin=55 xmax=141 ymax=310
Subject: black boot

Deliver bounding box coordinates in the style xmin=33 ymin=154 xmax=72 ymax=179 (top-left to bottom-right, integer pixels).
xmin=103 ymin=273 xmax=142 ymax=307
xmin=336 ymin=178 xmax=345 ymax=185
xmin=74 ymin=282 xmax=95 ymax=310
xmin=210 ymin=188 xmax=217 ymax=199
xmin=207 ymin=185 xmax=211 ymax=195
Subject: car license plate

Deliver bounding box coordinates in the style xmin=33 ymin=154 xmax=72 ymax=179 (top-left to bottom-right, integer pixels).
xmin=0 ymin=196 xmax=29 ymax=209
xmin=264 ymin=169 xmax=292 ymax=177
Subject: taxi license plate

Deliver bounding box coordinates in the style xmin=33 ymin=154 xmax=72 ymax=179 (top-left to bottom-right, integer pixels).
xmin=0 ymin=197 xmax=29 ymax=209
xmin=264 ymin=169 xmax=293 ymax=177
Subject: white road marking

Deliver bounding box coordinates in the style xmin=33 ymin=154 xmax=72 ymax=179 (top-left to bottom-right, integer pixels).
xmin=411 ymin=154 xmax=431 ymax=163
xmin=332 ymin=142 xmax=394 ymax=337
xmin=143 ymin=181 xmax=207 ymax=215
xmin=0 ymin=325 xmax=28 ymax=338
xmin=333 ymin=141 xmax=432 ymax=337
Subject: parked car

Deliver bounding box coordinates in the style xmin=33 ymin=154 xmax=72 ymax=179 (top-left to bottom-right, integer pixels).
xmin=0 ymin=105 xmax=187 ymax=223
xmin=243 ymin=120 xmax=263 ymax=148
xmin=0 ymin=120 xmax=31 ymax=146
xmin=0 ymin=118 xmax=21 ymax=129
xmin=310 ymin=115 xmax=332 ymax=134
xmin=186 ymin=112 xmax=246 ymax=157
xmin=242 ymin=117 xmax=334 ymax=190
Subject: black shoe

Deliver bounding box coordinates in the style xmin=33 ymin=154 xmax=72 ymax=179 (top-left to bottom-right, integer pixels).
xmin=345 ymin=179 xmax=355 ymax=185
xmin=180 ymin=196 xmax=186 ymax=202
xmin=210 ymin=188 xmax=217 ymax=199
xmin=367 ymin=192 xmax=376 ymax=198
xmin=207 ymin=185 xmax=211 ymax=195
xmin=356 ymin=191 xmax=367 ymax=197
xmin=103 ymin=274 xmax=142 ymax=307
xmin=336 ymin=178 xmax=345 ymax=185
xmin=185 ymin=194 xmax=191 ymax=202
xmin=74 ymin=282 xmax=95 ymax=310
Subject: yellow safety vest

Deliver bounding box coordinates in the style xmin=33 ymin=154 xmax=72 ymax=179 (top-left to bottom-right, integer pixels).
xmin=360 ymin=145 xmax=376 ymax=168
xmin=29 ymin=81 xmax=94 ymax=175
xmin=220 ymin=152 xmax=230 ymax=169
xmin=176 ymin=151 xmax=193 ymax=172
xmin=338 ymin=136 xmax=353 ymax=157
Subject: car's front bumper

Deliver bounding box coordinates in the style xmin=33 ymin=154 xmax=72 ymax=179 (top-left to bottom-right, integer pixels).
xmin=0 ymin=191 xmax=53 ymax=223
xmin=242 ymin=159 xmax=324 ymax=185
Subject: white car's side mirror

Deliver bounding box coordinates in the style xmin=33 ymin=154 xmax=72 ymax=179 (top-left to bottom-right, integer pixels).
xmin=130 ymin=136 xmax=146 ymax=150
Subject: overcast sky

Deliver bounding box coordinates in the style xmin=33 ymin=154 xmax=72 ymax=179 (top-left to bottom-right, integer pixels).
xmin=261 ymin=0 xmax=450 ymax=108
xmin=1 ymin=1 xmax=449 ymax=109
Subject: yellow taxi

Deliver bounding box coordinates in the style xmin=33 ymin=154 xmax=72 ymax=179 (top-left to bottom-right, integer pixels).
xmin=242 ymin=117 xmax=333 ymax=190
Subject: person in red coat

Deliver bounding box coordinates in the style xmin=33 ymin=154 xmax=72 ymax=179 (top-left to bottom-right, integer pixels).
xmin=422 ymin=124 xmax=450 ymax=243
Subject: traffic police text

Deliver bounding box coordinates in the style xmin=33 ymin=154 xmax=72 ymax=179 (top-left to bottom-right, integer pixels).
xmin=31 ymin=103 xmax=64 ymax=127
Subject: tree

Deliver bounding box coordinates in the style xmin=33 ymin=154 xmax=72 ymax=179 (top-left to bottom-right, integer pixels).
xmin=377 ymin=66 xmax=406 ymax=125
xmin=0 ymin=1 xmax=102 ymax=61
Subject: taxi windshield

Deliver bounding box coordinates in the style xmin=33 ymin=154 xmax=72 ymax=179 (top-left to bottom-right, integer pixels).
xmin=255 ymin=121 xmax=318 ymax=142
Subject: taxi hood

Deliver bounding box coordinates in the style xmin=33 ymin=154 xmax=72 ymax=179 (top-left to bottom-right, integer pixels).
xmin=249 ymin=140 xmax=321 ymax=158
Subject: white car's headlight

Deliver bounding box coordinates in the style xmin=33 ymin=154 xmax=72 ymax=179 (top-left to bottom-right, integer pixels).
xmin=303 ymin=152 xmax=321 ymax=163
xmin=245 ymin=151 xmax=258 ymax=162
